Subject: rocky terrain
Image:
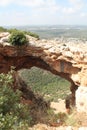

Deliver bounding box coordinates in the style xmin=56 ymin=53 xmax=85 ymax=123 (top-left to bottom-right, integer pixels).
xmin=29 ymin=124 xmax=87 ymax=130
xmin=0 ymin=32 xmax=87 ymax=129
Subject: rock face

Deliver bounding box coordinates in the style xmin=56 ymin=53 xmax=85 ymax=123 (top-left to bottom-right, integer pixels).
xmin=0 ymin=32 xmax=87 ymax=112
xmin=76 ymin=86 xmax=87 ymax=113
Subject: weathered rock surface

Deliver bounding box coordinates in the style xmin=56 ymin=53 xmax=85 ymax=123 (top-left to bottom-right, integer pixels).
xmin=0 ymin=32 xmax=87 ymax=113
xmin=29 ymin=124 xmax=74 ymax=130
xmin=76 ymin=86 xmax=87 ymax=113
xmin=29 ymin=123 xmax=87 ymax=130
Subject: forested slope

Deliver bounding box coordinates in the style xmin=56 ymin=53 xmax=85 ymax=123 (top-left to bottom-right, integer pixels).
xmin=20 ymin=67 xmax=70 ymax=101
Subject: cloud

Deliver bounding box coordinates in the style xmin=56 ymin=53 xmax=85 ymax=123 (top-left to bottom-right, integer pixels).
xmin=16 ymin=0 xmax=60 ymax=14
xmin=0 ymin=0 xmax=58 ymax=8
xmin=0 ymin=0 xmax=60 ymax=14
xmin=80 ymin=12 xmax=87 ymax=17
xmin=0 ymin=0 xmax=87 ymax=25
xmin=69 ymin=0 xmax=84 ymax=9
xmin=62 ymin=7 xmax=76 ymax=14
xmin=0 ymin=0 xmax=13 ymax=6
xmin=16 ymin=0 xmax=44 ymax=7
xmin=0 ymin=0 xmax=37 ymax=6
xmin=0 ymin=0 xmax=60 ymax=26
xmin=62 ymin=0 xmax=85 ymax=15
xmin=69 ymin=0 xmax=83 ymax=5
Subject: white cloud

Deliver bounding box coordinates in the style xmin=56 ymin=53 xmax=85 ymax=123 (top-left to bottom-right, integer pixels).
xmin=16 ymin=0 xmax=60 ymax=14
xmin=69 ymin=0 xmax=84 ymax=9
xmin=0 ymin=0 xmax=45 ymax=7
xmin=0 ymin=0 xmax=60 ymax=26
xmin=62 ymin=7 xmax=76 ymax=14
xmin=0 ymin=0 xmax=60 ymax=14
xmin=69 ymin=0 xmax=83 ymax=5
xmin=0 ymin=0 xmax=87 ymax=25
xmin=80 ymin=12 xmax=87 ymax=17
xmin=18 ymin=0 xmax=60 ymax=15
xmin=0 ymin=0 xmax=13 ymax=6
xmin=62 ymin=0 xmax=85 ymax=15
xmin=23 ymin=0 xmax=57 ymax=7
xmin=16 ymin=0 xmax=44 ymax=7
xmin=1 ymin=0 xmax=57 ymax=8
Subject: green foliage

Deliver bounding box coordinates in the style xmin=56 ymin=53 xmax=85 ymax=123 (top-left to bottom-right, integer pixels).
xmin=0 ymin=27 xmax=7 ymax=32
xmin=24 ymin=31 xmax=39 ymax=39
xmin=0 ymin=71 xmax=32 ymax=130
xmin=9 ymin=30 xmax=28 ymax=46
xmin=8 ymin=28 xmax=18 ymax=34
xmin=20 ymin=67 xmax=70 ymax=101
xmin=8 ymin=28 xmax=39 ymax=39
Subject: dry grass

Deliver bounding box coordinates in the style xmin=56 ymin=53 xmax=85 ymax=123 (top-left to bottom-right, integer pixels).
xmin=65 ymin=108 xmax=87 ymax=127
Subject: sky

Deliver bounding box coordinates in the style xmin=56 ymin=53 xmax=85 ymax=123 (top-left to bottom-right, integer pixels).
xmin=0 ymin=0 xmax=87 ymax=26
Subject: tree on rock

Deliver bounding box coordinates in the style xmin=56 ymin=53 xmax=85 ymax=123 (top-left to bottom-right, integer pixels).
xmin=9 ymin=30 xmax=28 ymax=46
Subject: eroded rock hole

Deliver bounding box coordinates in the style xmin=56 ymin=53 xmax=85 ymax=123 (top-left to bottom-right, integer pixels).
xmin=13 ymin=67 xmax=79 ymax=124
xmin=19 ymin=67 xmax=71 ymax=108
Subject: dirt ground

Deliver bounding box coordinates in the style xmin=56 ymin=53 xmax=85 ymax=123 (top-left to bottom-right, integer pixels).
xmin=50 ymin=99 xmax=66 ymax=114
xmin=29 ymin=99 xmax=87 ymax=130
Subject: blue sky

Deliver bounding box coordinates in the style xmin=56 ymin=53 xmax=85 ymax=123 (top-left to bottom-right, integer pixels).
xmin=0 ymin=0 xmax=87 ymax=26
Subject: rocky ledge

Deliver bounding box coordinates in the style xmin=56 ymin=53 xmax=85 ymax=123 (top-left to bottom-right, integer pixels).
xmin=0 ymin=32 xmax=87 ymax=113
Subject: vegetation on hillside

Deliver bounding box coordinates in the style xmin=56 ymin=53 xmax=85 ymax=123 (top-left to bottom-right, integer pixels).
xmin=0 ymin=70 xmax=32 ymax=129
xmin=20 ymin=67 xmax=70 ymax=101
xmin=23 ymin=31 xmax=39 ymax=39
xmin=0 ymin=70 xmax=85 ymax=128
xmin=0 ymin=26 xmax=39 ymax=39
xmin=25 ymin=25 xmax=87 ymax=39
xmin=0 ymin=26 xmax=7 ymax=32
xmin=0 ymin=69 xmax=70 ymax=128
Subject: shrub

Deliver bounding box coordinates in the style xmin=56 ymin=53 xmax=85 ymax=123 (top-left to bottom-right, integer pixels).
xmin=8 ymin=28 xmax=18 ymax=34
xmin=8 ymin=28 xmax=39 ymax=39
xmin=0 ymin=27 xmax=7 ymax=32
xmin=9 ymin=30 xmax=28 ymax=46
xmin=24 ymin=31 xmax=39 ymax=39
xmin=0 ymin=71 xmax=32 ymax=129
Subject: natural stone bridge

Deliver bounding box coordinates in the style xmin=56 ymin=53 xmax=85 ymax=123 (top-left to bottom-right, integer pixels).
xmin=0 ymin=32 xmax=87 ymax=113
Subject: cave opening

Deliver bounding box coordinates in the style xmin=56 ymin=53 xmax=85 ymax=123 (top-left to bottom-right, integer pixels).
xmin=19 ymin=67 xmax=71 ymax=102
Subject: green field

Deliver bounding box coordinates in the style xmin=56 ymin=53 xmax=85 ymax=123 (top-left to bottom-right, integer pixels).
xmin=20 ymin=67 xmax=70 ymax=101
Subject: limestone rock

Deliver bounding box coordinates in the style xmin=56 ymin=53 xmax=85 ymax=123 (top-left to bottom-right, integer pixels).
xmin=0 ymin=32 xmax=9 ymax=38
xmin=0 ymin=32 xmax=10 ymax=44
xmin=66 ymin=126 xmax=73 ymax=130
xmin=79 ymin=127 xmax=87 ymax=130
xmin=76 ymin=86 xmax=87 ymax=113
xmin=29 ymin=125 xmax=75 ymax=130
xmin=0 ymin=32 xmax=87 ymax=113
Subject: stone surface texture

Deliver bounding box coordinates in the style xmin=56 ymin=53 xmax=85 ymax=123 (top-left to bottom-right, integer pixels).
xmin=0 ymin=32 xmax=87 ymax=113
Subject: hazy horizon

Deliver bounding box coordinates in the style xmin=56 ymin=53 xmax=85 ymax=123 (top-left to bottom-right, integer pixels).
xmin=4 ymin=24 xmax=87 ymax=28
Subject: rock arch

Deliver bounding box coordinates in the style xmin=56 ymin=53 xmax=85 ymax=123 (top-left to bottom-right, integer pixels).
xmin=0 ymin=44 xmax=81 ymax=108
xmin=0 ymin=33 xmax=87 ymax=112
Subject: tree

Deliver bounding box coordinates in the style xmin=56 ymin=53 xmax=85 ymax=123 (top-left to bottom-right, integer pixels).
xmin=9 ymin=30 xmax=28 ymax=46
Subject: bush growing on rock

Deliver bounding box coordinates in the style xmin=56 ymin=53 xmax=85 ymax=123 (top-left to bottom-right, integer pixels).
xmin=9 ymin=30 xmax=28 ymax=46
xmin=8 ymin=28 xmax=39 ymax=39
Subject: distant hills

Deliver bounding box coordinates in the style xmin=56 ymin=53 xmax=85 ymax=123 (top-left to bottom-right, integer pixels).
xmin=5 ymin=25 xmax=87 ymax=39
